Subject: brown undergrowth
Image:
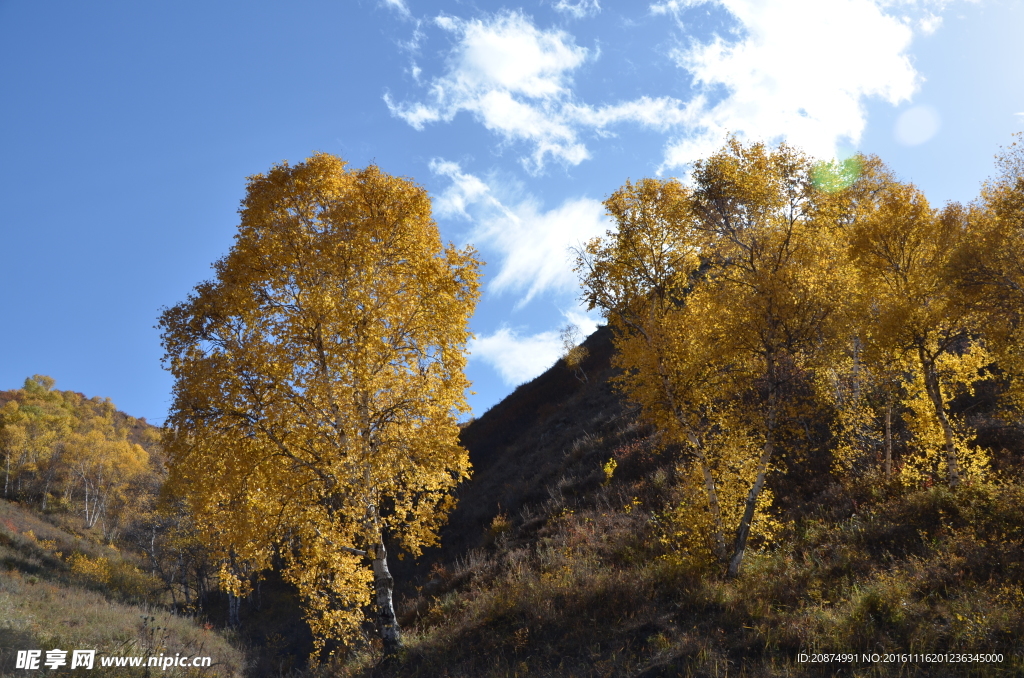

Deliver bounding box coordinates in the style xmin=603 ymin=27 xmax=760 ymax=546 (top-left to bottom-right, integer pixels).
xmin=297 ymin=325 xmax=1024 ymax=677
xmin=0 ymin=499 xmax=245 ymax=677
xmin=318 ymin=463 xmax=1024 ymax=677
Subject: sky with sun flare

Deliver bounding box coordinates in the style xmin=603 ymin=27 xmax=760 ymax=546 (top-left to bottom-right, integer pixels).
xmin=1 ymin=0 xmax=1022 ymax=423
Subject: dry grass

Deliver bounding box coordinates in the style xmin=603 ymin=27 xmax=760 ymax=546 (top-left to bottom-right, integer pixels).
xmin=318 ymin=456 xmax=1024 ymax=677
xmin=9 ymin=325 xmax=1020 ymax=677
xmin=0 ymin=499 xmax=246 ymax=677
xmin=294 ymin=326 xmax=1024 ymax=677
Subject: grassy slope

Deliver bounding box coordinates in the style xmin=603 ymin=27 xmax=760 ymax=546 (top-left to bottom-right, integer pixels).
xmin=0 ymin=499 xmax=245 ymax=677
xmin=325 ymin=326 xmax=1024 ymax=678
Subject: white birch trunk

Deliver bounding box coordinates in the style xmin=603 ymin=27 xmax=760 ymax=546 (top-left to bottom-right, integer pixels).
xmin=727 ymin=379 xmax=778 ymax=579
xmin=372 ymin=540 xmax=401 ymax=656
xmin=920 ymin=349 xmax=961 ymax=488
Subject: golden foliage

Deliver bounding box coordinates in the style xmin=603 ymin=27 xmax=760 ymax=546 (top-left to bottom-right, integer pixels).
xmin=560 ymin=323 xmax=590 ymax=383
xmin=846 ymin=161 xmax=989 ymax=488
xmin=0 ymin=376 xmax=158 ymax=536
xmin=69 ymin=551 xmax=113 ymax=582
xmin=159 ymin=153 xmax=480 ymax=649
xmin=958 ymin=132 xmax=1024 ymax=409
xmin=577 ymin=136 xmax=1024 ymax=579
xmin=578 ymin=138 xmax=853 ymax=575
xmin=899 ymin=344 xmax=993 ymax=487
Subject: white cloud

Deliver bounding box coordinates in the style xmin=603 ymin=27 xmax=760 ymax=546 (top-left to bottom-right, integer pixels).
xmin=388 ymin=12 xmax=590 ymax=170
xmin=483 ymin=195 xmax=608 ymax=303
xmin=430 ymin=160 xmax=609 ymax=305
xmin=567 ymin=96 xmax=703 ymax=131
xmin=430 ymin=159 xmax=608 ymax=384
xmin=562 ymin=308 xmax=601 ymax=339
xmin=554 ymin=0 xmax=602 ymax=19
xmin=429 ymin=159 xmax=498 ymax=220
xmin=650 ymin=0 xmax=691 ymax=15
xmin=470 ymin=326 xmax=563 ymax=385
xmin=918 ymin=12 xmax=943 ymax=34
xmin=894 ymin=104 xmax=941 ymax=145
xmin=658 ymin=0 xmax=921 ymax=168
xmin=434 ymin=13 xmax=586 ymax=99
xmin=388 ymin=11 xmax=697 ymax=171
xmin=469 ymin=308 xmax=601 ymax=386
xmin=394 ymin=2 xmax=959 ymax=173
xmin=381 ymin=0 xmax=411 ymax=19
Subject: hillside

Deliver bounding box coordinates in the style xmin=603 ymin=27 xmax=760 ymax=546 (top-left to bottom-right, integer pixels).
xmin=6 ymin=318 xmax=1024 ymax=678
xmin=0 ymin=497 xmax=245 ymax=677
xmin=424 ymin=323 xmax=624 ymax=567
xmin=323 ymin=324 xmax=1024 ymax=678
xmin=0 ymin=379 xmax=254 ymax=677
xmin=4 ymin=325 xmax=1024 ymax=678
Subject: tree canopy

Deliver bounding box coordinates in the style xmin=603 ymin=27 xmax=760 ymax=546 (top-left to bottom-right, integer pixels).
xmin=159 ymin=153 xmax=481 ymax=653
xmin=0 ymin=375 xmax=157 ymax=537
xmin=577 ymin=138 xmax=1011 ymax=577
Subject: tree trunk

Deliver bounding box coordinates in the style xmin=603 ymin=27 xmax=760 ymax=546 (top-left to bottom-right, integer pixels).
xmin=228 ymin=591 xmax=241 ymax=628
xmin=648 ymin=318 xmax=728 ymax=564
xmin=687 ymin=432 xmax=728 ymax=561
xmin=182 ymin=551 xmax=192 ymax=608
xmin=372 ymin=541 xmax=401 ymax=656
xmin=727 ymin=384 xmax=777 ymax=579
xmin=884 ymin=399 xmax=893 ymax=480
xmin=727 ymin=436 xmax=775 ymax=578
xmin=40 ymin=445 xmax=62 ymax=511
xmin=920 ymin=351 xmax=961 ymax=488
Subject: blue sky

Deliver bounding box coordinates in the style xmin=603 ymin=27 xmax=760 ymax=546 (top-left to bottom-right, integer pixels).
xmin=1 ymin=0 xmax=1022 ymax=424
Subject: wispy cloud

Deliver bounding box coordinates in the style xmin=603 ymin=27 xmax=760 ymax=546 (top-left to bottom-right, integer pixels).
xmin=649 ymin=0 xmax=690 ymax=16
xmin=656 ymin=0 xmax=921 ymax=167
xmin=430 ymin=159 xmax=608 ymax=306
xmin=380 ymin=0 xmax=412 ymax=19
xmin=387 ymin=12 xmax=590 ymax=169
xmin=387 ymin=11 xmax=698 ymax=172
xmin=390 ymin=3 xmax=961 ymax=172
xmin=469 ymin=309 xmax=600 ymax=386
xmin=553 ymin=0 xmax=602 ymax=19
xmin=429 ymin=159 xmax=607 ymax=384
xmin=469 ymin=326 xmax=562 ymax=385
xmin=917 ymin=12 xmax=943 ymax=35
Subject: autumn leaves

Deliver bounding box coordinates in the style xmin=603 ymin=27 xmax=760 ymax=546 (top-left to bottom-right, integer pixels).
xmin=155 ymin=134 xmax=1024 ymax=653
xmin=577 ymin=137 xmax=1023 ymax=577
xmin=159 ymin=154 xmax=480 ymax=654
xmin=0 ymin=375 xmax=156 ymax=537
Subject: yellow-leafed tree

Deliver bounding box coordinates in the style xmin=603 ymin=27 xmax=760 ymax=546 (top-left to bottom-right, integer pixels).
xmin=958 ymin=133 xmax=1024 ymax=411
xmin=576 ymin=177 xmax=734 ymax=562
xmin=578 ymin=140 xmax=853 ymax=577
xmin=688 ymin=140 xmax=854 ymax=576
xmin=66 ymin=427 xmax=149 ymax=530
xmin=158 ymin=154 xmax=480 ymax=655
xmin=846 ymin=162 xmax=987 ymax=488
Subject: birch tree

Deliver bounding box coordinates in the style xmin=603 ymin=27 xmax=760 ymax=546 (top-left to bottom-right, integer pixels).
xmin=957 ymin=133 xmax=1024 ymax=411
xmin=688 ymin=139 xmax=853 ymax=576
xmin=846 ymin=165 xmax=987 ymax=488
xmin=159 ymin=153 xmax=480 ymax=655
xmin=576 ymin=177 xmax=735 ymax=562
xmin=578 ymin=140 xmax=852 ymax=576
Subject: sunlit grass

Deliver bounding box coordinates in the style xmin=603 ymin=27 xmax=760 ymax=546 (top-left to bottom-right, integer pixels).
xmin=324 ymin=464 xmax=1024 ymax=677
xmin=0 ymin=499 xmax=245 ymax=677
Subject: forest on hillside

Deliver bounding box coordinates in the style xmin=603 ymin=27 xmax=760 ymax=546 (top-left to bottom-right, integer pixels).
xmin=0 ymin=375 xmax=162 ymax=538
xmin=575 ymin=137 xmax=1024 ymax=578
xmin=3 ymin=134 xmax=1024 ymax=677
